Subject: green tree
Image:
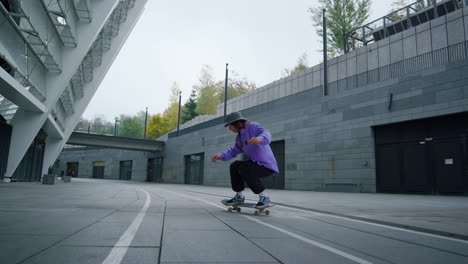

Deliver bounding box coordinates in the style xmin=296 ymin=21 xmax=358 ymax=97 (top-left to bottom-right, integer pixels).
xmin=91 ymin=115 xmax=113 ymax=135
xmin=75 ymin=117 xmax=90 ymax=132
xmin=181 ymin=89 xmax=198 ymax=124
xmin=147 ymin=113 xmax=170 ymax=139
xmin=194 ymin=65 xmax=219 ymax=115
xmin=216 ymin=70 xmax=256 ymax=104
xmin=282 ymin=53 xmax=309 ymax=78
xmin=118 ymin=114 xmax=144 ymax=138
xmin=163 ymin=82 xmax=181 ymax=130
xmin=309 ymin=0 xmax=372 ymax=57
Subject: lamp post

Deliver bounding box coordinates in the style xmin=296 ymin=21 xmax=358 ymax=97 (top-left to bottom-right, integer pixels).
xmin=114 ymin=117 xmax=120 ymax=136
xmin=144 ymin=107 xmax=148 ymax=139
xmin=323 ymin=9 xmax=328 ymax=96
xmin=224 ymin=63 xmax=229 ymax=122
xmin=177 ymin=91 xmax=182 ymax=136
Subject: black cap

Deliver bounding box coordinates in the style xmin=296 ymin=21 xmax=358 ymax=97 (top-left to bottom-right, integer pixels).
xmin=224 ymin=112 xmax=246 ymax=127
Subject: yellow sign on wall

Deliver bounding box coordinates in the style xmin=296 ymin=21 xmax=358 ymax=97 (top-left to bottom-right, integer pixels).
xmin=93 ymin=161 xmax=106 ymax=167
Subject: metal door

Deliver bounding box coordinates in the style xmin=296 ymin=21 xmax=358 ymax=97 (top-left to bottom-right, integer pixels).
xmin=433 ymin=139 xmax=465 ymax=194
xmin=376 ymin=144 xmax=401 ymax=192
xmin=119 ymin=160 xmax=132 ymax=180
xmin=147 ymin=157 xmax=163 ymax=182
xmin=184 ymin=153 xmax=204 ymax=184
xmin=92 ymin=162 xmax=105 ymax=179
xmin=262 ymin=140 xmax=285 ymax=189
xmin=401 ymin=142 xmax=430 ymax=193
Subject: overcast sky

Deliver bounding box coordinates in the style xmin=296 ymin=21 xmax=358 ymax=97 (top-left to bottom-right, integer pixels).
xmin=83 ymin=0 xmax=393 ymax=121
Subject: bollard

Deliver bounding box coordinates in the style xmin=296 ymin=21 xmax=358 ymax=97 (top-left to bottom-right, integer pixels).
xmin=62 ymin=175 xmax=72 ymax=182
xmin=42 ymin=174 xmax=57 ymax=185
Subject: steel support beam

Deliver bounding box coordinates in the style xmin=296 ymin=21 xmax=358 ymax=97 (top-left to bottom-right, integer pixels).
xmin=0 ymin=67 xmax=46 ymax=113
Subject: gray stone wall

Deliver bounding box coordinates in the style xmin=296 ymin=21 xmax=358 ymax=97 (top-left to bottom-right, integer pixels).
xmin=161 ymin=7 xmax=468 ymax=192
xmin=56 ymin=147 xmax=160 ymax=182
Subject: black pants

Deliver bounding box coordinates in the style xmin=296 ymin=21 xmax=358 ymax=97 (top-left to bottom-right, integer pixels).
xmin=230 ymin=160 xmax=274 ymax=194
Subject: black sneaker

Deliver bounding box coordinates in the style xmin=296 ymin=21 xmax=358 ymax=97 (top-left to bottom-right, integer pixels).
xmin=222 ymin=194 xmax=245 ymax=205
xmin=256 ymin=196 xmax=271 ymax=209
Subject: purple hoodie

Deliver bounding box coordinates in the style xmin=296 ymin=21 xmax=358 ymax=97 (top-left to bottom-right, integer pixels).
xmin=220 ymin=122 xmax=279 ymax=174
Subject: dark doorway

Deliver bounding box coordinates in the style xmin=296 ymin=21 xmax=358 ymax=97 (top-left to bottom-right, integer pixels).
xmin=375 ymin=112 xmax=468 ymax=195
xmin=147 ymin=157 xmax=163 ymax=182
xmin=0 ymin=116 xmax=12 ymax=179
xmin=92 ymin=161 xmax=105 ymax=179
xmin=67 ymin=162 xmax=79 ymax=177
xmin=119 ymin=160 xmax=132 ymax=180
xmin=12 ymin=131 xmax=46 ymax=181
xmin=262 ymin=140 xmax=285 ymax=189
xmin=184 ymin=153 xmax=204 ymax=184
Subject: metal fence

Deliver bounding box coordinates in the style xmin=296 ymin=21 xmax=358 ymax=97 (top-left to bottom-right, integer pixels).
xmin=344 ymin=0 xmax=465 ymax=53
xmin=330 ymin=40 xmax=468 ymax=93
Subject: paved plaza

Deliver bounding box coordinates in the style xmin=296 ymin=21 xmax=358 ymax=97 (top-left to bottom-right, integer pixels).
xmin=1 ymin=178 xmax=467 ymax=263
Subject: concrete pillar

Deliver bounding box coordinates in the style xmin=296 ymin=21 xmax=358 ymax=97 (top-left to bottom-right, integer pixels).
xmin=4 ymin=0 xmax=121 ymax=180
xmin=41 ymin=0 xmax=148 ymax=175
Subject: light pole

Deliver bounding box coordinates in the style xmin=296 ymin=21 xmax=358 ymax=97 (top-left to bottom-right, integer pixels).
xmin=114 ymin=117 xmax=120 ymax=136
xmin=224 ymin=63 xmax=229 ymax=122
xmin=144 ymin=107 xmax=148 ymax=139
xmin=323 ymin=9 xmax=328 ymax=96
xmin=177 ymin=91 xmax=182 ymax=136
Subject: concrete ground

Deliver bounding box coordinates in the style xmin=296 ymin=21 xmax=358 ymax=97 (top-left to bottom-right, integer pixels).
xmin=0 ymin=179 xmax=467 ymax=264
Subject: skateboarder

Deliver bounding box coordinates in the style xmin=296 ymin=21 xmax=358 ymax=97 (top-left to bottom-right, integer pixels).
xmin=211 ymin=112 xmax=278 ymax=209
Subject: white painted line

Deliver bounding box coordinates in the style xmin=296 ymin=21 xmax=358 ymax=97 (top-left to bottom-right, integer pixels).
xmin=102 ymin=189 xmax=151 ymax=264
xmin=246 ymin=215 xmax=373 ymax=264
xmin=159 ymin=188 xmax=374 ymax=264
xmin=167 ymin=188 xmax=468 ymax=244
xmin=275 ymin=205 xmax=468 ymax=245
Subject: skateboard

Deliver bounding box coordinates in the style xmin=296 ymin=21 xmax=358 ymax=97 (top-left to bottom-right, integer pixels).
xmin=222 ymin=201 xmax=273 ymax=215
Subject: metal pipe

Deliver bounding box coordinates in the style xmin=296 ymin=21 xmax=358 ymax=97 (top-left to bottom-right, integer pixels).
xmin=433 ymin=0 xmax=438 ymax=18
xmin=223 ymin=63 xmax=229 ymax=121
xmin=323 ymin=9 xmax=328 ymax=96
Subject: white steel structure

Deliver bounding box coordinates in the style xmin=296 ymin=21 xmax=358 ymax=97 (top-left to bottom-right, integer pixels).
xmin=0 ymin=0 xmax=147 ymax=181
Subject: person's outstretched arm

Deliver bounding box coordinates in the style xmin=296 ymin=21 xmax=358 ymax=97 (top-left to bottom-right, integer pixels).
xmin=212 ymin=135 xmax=242 ymax=162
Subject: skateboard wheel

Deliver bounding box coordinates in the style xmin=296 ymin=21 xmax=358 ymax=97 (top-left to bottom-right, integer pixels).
xmin=237 ymin=208 xmax=241 ymax=212
xmin=255 ymin=210 xmax=260 ymax=216
xmin=265 ymin=210 xmax=270 ymax=215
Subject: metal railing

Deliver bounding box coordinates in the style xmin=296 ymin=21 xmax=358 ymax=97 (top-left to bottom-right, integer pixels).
xmin=41 ymin=0 xmax=78 ymax=47
xmin=332 ymin=40 xmax=468 ymax=92
xmin=344 ymin=0 xmax=464 ymax=53
xmin=72 ymin=0 xmax=91 ymax=22
xmin=0 ymin=0 xmax=62 ymax=72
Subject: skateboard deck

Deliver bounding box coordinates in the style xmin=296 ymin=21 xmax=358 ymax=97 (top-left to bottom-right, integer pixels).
xmin=222 ymin=200 xmax=273 ymax=215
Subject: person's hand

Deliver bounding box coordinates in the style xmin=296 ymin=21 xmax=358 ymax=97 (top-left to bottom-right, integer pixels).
xmin=211 ymin=154 xmax=221 ymax=162
xmin=247 ymin=137 xmax=261 ymax=145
